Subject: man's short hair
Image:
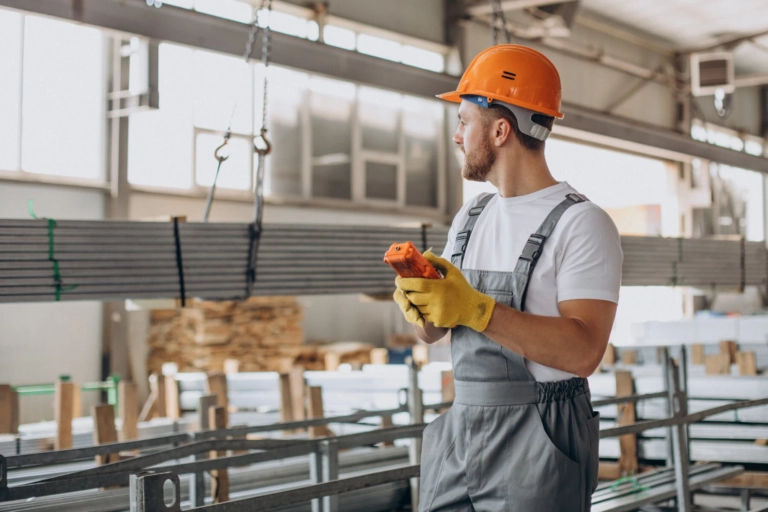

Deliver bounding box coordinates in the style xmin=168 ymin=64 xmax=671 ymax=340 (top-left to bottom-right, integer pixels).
xmin=480 ymin=104 xmax=554 ymax=152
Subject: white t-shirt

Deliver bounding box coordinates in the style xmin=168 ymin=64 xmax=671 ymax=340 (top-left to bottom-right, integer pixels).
xmin=441 ymin=182 xmax=623 ymax=382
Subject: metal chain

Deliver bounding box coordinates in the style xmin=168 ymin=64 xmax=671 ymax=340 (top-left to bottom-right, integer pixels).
xmin=253 ymin=0 xmax=273 ymax=227
xmin=489 ymin=0 xmax=510 ymax=45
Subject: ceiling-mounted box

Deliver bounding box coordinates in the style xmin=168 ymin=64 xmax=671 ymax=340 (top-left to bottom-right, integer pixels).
xmin=690 ymin=52 xmax=734 ymax=97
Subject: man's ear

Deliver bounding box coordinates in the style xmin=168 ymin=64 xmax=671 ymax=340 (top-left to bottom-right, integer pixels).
xmin=494 ymin=117 xmax=512 ymax=147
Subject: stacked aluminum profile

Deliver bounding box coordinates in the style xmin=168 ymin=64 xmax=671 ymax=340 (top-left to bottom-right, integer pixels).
xmin=0 ymin=220 xmax=448 ymax=303
xmin=0 ymin=218 xmax=765 ymax=303
xmin=619 ymin=235 xmax=767 ymax=287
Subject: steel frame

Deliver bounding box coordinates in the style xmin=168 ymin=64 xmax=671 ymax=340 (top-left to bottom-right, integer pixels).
xmin=3 ymin=349 xmax=762 ymax=512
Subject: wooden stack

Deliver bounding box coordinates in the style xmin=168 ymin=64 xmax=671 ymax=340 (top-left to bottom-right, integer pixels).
xmin=148 ymin=297 xmax=310 ymax=374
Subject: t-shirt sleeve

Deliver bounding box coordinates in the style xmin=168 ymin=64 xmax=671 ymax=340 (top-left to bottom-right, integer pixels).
xmin=556 ymin=206 xmax=623 ymax=304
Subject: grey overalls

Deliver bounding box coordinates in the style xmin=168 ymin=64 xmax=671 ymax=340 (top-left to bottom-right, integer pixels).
xmin=419 ymin=192 xmax=601 ymax=512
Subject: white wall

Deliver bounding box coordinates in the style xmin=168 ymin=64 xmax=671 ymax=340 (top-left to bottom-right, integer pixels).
xmin=0 ymin=182 xmax=105 ymax=422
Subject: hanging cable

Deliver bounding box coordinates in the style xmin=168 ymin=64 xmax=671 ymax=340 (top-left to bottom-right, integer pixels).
xmin=203 ymin=0 xmax=272 ymax=223
xmin=489 ymin=0 xmax=511 ymax=46
xmin=253 ymin=0 xmax=273 ymax=228
xmin=202 ymin=131 xmax=230 ymax=223
xmin=245 ymin=0 xmax=273 ymax=298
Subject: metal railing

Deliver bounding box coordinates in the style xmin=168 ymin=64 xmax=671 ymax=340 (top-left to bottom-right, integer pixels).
xmin=3 ymin=350 xmax=767 ymax=512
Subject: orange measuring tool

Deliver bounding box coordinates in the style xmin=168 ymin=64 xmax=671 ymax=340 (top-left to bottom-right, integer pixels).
xmin=383 ymin=242 xmax=441 ymax=279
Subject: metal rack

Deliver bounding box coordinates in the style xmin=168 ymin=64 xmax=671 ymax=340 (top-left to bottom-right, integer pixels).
xmin=7 ymin=353 xmax=768 ymax=512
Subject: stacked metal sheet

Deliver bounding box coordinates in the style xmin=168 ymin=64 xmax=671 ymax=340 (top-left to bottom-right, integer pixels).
xmin=620 ymin=235 xmax=767 ymax=287
xmin=1 ymin=218 xmax=764 ymax=303
xmin=0 ymin=220 xmax=448 ymax=303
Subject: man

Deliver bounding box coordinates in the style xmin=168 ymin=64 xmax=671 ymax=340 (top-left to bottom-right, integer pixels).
xmin=394 ymin=45 xmax=623 ymax=511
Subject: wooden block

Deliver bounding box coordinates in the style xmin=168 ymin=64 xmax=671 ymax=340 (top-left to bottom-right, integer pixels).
xmin=705 ymin=354 xmax=731 ymax=375
xmin=691 ymin=344 xmax=705 ymax=365
xmin=118 ymin=381 xmax=139 ymax=441
xmin=615 ymin=370 xmax=638 ymax=475
xmin=55 ymin=382 xmax=75 ymax=450
xmin=71 ymin=384 xmax=82 ymax=419
xmin=621 ymin=350 xmax=637 ymax=365
xmin=279 ymin=373 xmax=294 ymax=427
xmin=289 ymin=366 xmax=306 ymax=427
xmin=277 ymin=357 xmax=295 ymax=375
xmin=307 ymin=386 xmax=334 ymax=438
xmin=151 ymin=373 xmax=167 ymax=418
xmin=737 ymin=351 xmax=758 ymax=376
xmin=379 ymin=414 xmax=395 ymax=447
xmin=206 ymin=373 xmax=229 ymax=409
xmin=598 ymin=462 xmax=621 ymax=481
xmin=164 ymin=375 xmax=180 ymax=421
xmin=324 ymin=352 xmax=341 ymax=372
xmin=412 ymin=345 xmax=429 ymax=366
xmin=209 ymin=406 xmax=229 ymax=503
xmin=223 ymin=359 xmax=240 ymax=375
xmin=198 ymin=395 xmax=218 ymax=431
xmin=715 ymin=471 xmax=768 ymax=488
xmin=370 ymin=348 xmax=389 ymax=365
xmin=92 ymin=404 xmax=119 ymax=465
xmin=440 ymin=370 xmax=455 ymax=413
xmin=602 ymin=343 xmax=616 ymax=366
xmin=138 ymin=389 xmax=156 ymax=423
xmin=0 ymin=385 xmax=19 ymax=434
xmin=720 ymin=340 xmax=738 ymax=364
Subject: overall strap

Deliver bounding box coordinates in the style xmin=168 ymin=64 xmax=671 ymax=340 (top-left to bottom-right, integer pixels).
xmin=450 ymin=193 xmax=494 ymax=269
xmin=514 ymin=192 xmax=588 ymax=311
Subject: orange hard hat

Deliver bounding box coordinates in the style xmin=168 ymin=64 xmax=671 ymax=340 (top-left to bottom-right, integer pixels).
xmin=438 ymin=44 xmax=563 ymax=119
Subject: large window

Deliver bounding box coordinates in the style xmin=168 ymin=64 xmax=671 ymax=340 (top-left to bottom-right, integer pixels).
xmin=158 ymin=0 xmax=447 ymax=73
xmin=0 ymin=12 xmax=105 ymax=180
xmin=128 ymin=43 xmax=447 ymax=211
xmin=0 ymin=10 xmax=22 ymax=172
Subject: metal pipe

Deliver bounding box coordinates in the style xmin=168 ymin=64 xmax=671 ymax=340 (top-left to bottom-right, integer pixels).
xmin=667 ymin=358 xmax=692 ymax=511
xmin=406 ymin=357 xmax=423 ymax=512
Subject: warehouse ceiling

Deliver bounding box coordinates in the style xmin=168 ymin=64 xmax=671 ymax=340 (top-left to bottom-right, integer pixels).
xmin=466 ymin=0 xmax=768 ymax=75
xmin=581 ymin=0 xmax=768 ymax=74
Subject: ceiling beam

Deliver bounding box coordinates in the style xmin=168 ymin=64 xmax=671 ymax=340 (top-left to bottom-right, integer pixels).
xmin=734 ymin=73 xmax=768 ymax=89
xmin=685 ymin=28 xmax=768 ymax=54
xmin=466 ymin=0 xmax=577 ymax=17
xmin=3 ymin=0 xmax=768 ymax=173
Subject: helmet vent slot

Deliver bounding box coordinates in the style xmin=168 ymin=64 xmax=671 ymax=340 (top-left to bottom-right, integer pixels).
xmin=501 ymin=71 xmax=516 ymax=81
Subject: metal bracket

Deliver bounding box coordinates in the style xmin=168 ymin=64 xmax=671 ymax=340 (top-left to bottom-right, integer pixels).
xmin=130 ymin=471 xmax=181 ymax=512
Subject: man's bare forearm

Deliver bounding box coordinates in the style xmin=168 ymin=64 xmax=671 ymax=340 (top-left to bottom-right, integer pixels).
xmin=483 ymin=301 xmax=616 ymax=378
xmin=414 ymin=321 xmax=449 ymax=344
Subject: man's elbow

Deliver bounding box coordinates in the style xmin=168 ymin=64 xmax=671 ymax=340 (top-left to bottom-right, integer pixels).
xmin=574 ymin=341 xmax=609 ymax=378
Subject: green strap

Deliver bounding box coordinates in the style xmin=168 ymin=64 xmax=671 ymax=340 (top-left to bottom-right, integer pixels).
xmin=609 ymin=470 xmax=651 ymax=494
xmin=28 ymin=200 xmax=78 ymax=301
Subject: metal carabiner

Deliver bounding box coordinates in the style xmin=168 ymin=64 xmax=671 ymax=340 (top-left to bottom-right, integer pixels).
xmin=253 ymin=127 xmax=272 ymax=156
xmin=214 ymin=131 xmax=231 ymax=163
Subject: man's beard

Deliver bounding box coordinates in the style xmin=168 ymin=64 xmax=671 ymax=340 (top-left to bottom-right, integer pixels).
xmin=461 ymin=136 xmax=496 ymax=182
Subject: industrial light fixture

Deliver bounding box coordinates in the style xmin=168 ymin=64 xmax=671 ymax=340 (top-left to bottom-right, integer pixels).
xmin=690 ymin=51 xmax=735 ymax=97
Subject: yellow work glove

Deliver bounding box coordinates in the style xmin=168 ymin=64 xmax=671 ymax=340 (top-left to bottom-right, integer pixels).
xmin=396 ymin=252 xmax=496 ymax=332
xmin=393 ymin=287 xmax=425 ymax=328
